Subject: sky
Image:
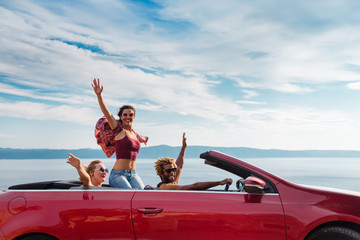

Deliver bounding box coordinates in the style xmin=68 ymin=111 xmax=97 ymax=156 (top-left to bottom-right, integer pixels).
xmin=1 ymin=0 xmax=360 ymax=151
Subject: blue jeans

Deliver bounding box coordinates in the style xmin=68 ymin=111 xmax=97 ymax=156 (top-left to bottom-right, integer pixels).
xmin=109 ymin=169 xmax=145 ymax=189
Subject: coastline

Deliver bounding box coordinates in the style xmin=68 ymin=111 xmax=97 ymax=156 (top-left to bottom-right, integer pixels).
xmin=2 ymin=146 xmax=360 ymax=159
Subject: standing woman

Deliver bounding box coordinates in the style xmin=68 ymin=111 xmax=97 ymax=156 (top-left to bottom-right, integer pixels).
xmin=92 ymin=78 xmax=148 ymax=189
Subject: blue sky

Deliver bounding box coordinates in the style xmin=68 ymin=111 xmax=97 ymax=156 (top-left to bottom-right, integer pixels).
xmin=1 ymin=0 xmax=360 ymax=150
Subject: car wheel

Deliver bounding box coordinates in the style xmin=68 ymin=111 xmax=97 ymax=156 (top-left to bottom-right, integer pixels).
xmin=19 ymin=234 xmax=58 ymax=240
xmin=306 ymin=226 xmax=360 ymax=240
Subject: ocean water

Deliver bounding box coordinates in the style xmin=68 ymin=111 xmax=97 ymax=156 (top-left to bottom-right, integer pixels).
xmin=1 ymin=157 xmax=359 ymax=192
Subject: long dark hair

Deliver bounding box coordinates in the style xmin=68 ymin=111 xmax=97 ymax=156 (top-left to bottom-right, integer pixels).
xmin=117 ymin=105 xmax=136 ymax=124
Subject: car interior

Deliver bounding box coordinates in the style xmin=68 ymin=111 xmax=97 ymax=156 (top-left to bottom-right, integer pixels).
xmin=7 ymin=151 xmax=276 ymax=194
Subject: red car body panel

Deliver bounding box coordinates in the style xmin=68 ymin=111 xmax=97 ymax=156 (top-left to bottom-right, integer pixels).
xmin=0 ymin=150 xmax=359 ymax=240
xmin=276 ymin=181 xmax=360 ymax=240
xmin=132 ymin=191 xmax=286 ymax=240
xmin=208 ymin=151 xmax=360 ymax=239
xmin=1 ymin=191 xmax=136 ymax=240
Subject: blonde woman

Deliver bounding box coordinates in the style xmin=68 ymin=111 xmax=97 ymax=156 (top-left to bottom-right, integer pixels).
xmin=67 ymin=153 xmax=108 ymax=187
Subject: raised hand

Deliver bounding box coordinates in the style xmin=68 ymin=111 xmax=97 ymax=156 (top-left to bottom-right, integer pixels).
xmin=182 ymin=132 xmax=187 ymax=149
xmin=67 ymin=153 xmax=81 ymax=169
xmin=91 ymin=78 xmax=103 ymax=96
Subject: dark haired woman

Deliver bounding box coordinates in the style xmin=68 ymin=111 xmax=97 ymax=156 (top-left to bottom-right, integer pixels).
xmin=92 ymin=78 xmax=148 ymax=189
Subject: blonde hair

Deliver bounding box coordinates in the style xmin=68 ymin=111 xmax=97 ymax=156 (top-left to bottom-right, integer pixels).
xmin=154 ymin=157 xmax=177 ymax=177
xmin=79 ymin=160 xmax=102 ymax=181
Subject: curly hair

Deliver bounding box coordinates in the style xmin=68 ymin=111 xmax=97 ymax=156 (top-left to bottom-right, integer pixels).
xmin=154 ymin=157 xmax=177 ymax=177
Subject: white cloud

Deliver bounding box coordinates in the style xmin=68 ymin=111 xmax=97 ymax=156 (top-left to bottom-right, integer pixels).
xmin=2 ymin=1 xmax=360 ymax=150
xmin=0 ymin=100 xmax=98 ymax=125
xmin=236 ymin=100 xmax=264 ymax=105
xmin=150 ymin=1 xmax=360 ymax=92
xmin=347 ymin=81 xmax=360 ymax=90
xmin=241 ymin=90 xmax=258 ymax=99
xmin=3 ymin=0 xmax=360 ymax=97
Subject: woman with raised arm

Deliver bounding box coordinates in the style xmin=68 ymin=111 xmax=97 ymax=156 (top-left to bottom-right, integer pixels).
xmin=92 ymin=78 xmax=148 ymax=189
xmin=67 ymin=153 xmax=108 ymax=187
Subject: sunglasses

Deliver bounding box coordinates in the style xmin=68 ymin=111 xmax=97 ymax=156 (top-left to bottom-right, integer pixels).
xmin=164 ymin=168 xmax=177 ymax=174
xmin=99 ymin=167 xmax=109 ymax=173
xmin=122 ymin=113 xmax=134 ymax=117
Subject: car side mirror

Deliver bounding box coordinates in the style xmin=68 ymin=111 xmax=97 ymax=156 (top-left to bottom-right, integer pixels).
xmin=244 ymin=176 xmax=266 ymax=193
xmin=236 ymin=179 xmax=245 ymax=191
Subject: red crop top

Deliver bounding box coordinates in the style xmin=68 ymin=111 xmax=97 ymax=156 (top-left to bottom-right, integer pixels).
xmin=95 ymin=116 xmax=148 ymax=158
xmin=115 ymin=134 xmax=140 ymax=160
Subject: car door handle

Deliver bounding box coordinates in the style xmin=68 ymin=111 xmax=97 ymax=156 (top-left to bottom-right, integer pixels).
xmin=137 ymin=208 xmax=163 ymax=216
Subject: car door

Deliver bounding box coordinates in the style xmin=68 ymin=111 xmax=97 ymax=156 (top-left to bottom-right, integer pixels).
xmin=131 ymin=190 xmax=286 ymax=240
xmin=1 ymin=190 xmax=136 ymax=240
xmin=57 ymin=190 xmax=136 ymax=239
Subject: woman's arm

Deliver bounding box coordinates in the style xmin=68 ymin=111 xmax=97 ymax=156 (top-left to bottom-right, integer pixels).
xmin=67 ymin=153 xmax=91 ymax=186
xmin=91 ymin=78 xmax=118 ymax=129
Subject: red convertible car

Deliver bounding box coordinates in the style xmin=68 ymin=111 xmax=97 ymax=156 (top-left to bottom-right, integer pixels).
xmin=0 ymin=151 xmax=359 ymax=240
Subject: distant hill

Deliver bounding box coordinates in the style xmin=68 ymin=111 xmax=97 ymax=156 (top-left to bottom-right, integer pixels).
xmin=1 ymin=146 xmax=360 ymax=159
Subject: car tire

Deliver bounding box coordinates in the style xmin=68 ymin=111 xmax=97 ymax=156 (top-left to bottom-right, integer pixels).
xmin=306 ymin=226 xmax=360 ymax=240
xmin=19 ymin=234 xmax=58 ymax=240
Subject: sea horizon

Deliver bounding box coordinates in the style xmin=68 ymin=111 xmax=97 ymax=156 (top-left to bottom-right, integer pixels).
xmin=3 ymin=146 xmax=360 ymax=159
xmin=1 ymin=157 xmax=360 ymax=193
